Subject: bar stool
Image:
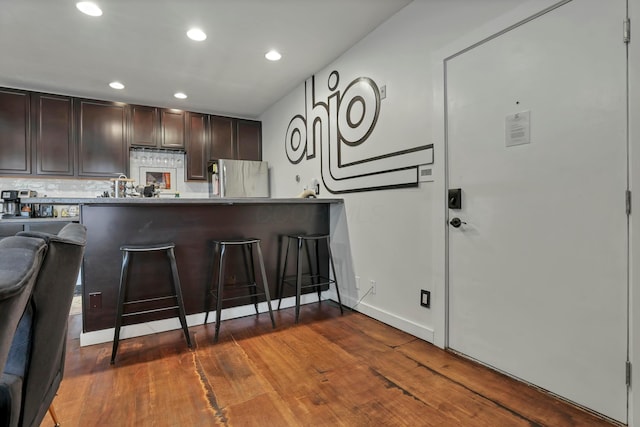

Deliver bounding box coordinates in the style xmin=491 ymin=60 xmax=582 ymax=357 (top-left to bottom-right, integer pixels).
xmin=277 ymin=233 xmax=343 ymax=323
xmin=111 ymin=242 xmax=192 ymax=364
xmin=204 ymin=238 xmax=276 ymax=342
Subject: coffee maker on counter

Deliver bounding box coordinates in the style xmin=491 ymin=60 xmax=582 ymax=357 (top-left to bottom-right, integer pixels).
xmin=1 ymin=190 xmax=20 ymax=218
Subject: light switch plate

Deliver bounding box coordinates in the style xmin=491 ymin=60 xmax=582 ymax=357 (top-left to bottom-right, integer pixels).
xmin=420 ymin=290 xmax=430 ymax=308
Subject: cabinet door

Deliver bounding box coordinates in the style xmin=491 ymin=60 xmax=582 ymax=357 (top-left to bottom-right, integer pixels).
xmin=209 ymin=116 xmax=234 ymax=160
xmin=77 ymin=100 xmax=128 ymax=177
xmin=131 ymin=105 xmax=158 ymax=147
xmin=236 ymin=119 xmax=262 ymax=161
xmin=186 ymin=112 xmax=208 ymax=181
xmin=0 ymin=89 xmax=31 ymax=174
xmin=161 ymin=109 xmax=185 ymax=149
xmin=34 ymin=94 xmax=74 ymax=176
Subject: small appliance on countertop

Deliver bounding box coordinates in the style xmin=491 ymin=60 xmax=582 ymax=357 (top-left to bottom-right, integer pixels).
xmin=17 ymin=189 xmax=38 ymax=218
xmin=18 ymin=189 xmax=37 ymax=199
xmin=1 ymin=190 xmax=20 ymax=218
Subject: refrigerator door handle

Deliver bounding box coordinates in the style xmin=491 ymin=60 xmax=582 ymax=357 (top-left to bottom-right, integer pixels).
xmin=221 ymin=165 xmax=226 ymax=197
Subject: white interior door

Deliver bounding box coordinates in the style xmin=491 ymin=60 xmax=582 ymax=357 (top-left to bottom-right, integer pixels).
xmin=446 ymin=0 xmax=628 ymax=422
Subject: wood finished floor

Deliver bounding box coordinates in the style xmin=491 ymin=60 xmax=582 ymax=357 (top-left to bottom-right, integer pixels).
xmin=46 ymin=303 xmax=619 ymax=426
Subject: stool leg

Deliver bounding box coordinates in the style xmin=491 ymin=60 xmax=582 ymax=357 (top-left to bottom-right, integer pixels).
xmin=242 ymin=243 xmax=259 ymax=314
xmin=295 ymin=237 xmax=303 ymax=323
xmin=205 ymin=242 xmax=222 ymax=325
xmin=326 ymin=238 xmax=343 ymax=314
xmin=167 ymin=247 xmax=192 ymax=349
xmin=312 ymin=239 xmax=321 ymax=302
xmin=302 ymin=239 xmax=317 ymax=301
xmin=111 ymin=250 xmax=130 ymax=364
xmin=277 ymin=237 xmax=291 ymax=310
xmin=214 ymin=244 xmax=227 ymax=342
xmin=255 ymin=242 xmax=276 ymax=329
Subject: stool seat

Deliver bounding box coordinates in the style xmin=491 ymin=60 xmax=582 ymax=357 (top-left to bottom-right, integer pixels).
xmin=285 ymin=233 xmax=327 ymax=241
xmin=213 ymin=238 xmax=261 ymax=245
xmin=204 ymin=237 xmax=276 ymax=342
xmin=278 ymin=233 xmax=343 ymax=323
xmin=111 ymin=241 xmax=192 ymax=364
xmin=120 ymin=242 xmax=175 ymax=252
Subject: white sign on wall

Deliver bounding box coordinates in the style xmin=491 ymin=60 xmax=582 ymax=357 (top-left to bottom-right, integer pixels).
xmin=505 ymin=110 xmax=531 ymax=147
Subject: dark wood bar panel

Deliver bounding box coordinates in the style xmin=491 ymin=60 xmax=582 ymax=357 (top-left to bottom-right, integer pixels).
xmin=80 ymin=199 xmax=337 ymax=333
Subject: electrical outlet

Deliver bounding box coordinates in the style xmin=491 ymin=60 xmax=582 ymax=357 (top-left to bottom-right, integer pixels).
xmin=355 ymin=275 xmax=361 ymax=290
xmin=420 ymin=290 xmax=431 ymax=308
xmin=370 ymin=279 xmax=376 ymax=295
xmin=380 ymin=85 xmax=387 ymax=99
xmin=89 ymin=292 xmax=102 ymax=309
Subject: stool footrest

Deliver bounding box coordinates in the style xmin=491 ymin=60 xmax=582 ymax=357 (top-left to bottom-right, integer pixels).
xmin=209 ymin=293 xmax=268 ymax=302
xmin=121 ymin=305 xmax=180 ymax=317
xmin=282 ymin=274 xmax=336 ymax=289
xmin=122 ymin=295 xmax=177 ymax=306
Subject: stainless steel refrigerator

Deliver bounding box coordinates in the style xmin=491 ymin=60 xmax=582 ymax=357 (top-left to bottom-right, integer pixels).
xmin=208 ymin=159 xmax=270 ymax=197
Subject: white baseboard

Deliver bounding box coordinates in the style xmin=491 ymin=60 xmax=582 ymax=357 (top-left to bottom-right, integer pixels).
xmin=341 ymin=294 xmax=435 ymax=344
xmin=79 ymin=293 xmax=324 ymax=347
xmin=80 ymin=293 xmax=434 ymax=347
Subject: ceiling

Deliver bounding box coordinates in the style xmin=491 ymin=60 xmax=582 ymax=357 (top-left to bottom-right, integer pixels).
xmin=0 ymin=0 xmax=413 ymax=119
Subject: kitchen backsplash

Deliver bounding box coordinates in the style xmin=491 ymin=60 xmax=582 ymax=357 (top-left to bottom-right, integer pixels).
xmin=0 ymin=151 xmax=209 ymax=198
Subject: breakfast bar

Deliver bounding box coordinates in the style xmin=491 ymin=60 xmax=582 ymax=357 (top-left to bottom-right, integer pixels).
xmin=28 ymin=197 xmax=347 ymax=345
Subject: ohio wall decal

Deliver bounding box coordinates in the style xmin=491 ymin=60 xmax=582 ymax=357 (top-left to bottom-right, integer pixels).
xmin=285 ymin=70 xmax=433 ymax=193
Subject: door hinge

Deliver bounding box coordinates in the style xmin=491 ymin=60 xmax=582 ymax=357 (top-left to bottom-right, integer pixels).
xmin=627 ymin=361 xmax=632 ymax=386
xmin=626 ymin=190 xmax=632 ymax=215
xmin=624 ymin=18 xmax=631 ymax=44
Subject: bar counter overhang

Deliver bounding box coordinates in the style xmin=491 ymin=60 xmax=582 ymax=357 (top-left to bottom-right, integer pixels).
xmin=31 ymin=197 xmax=353 ymax=346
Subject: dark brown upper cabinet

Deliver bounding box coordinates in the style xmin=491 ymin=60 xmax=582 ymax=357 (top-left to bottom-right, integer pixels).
xmin=0 ymin=89 xmax=31 ymax=174
xmin=161 ymin=109 xmax=185 ymax=149
xmin=130 ymin=105 xmax=158 ymax=148
xmin=33 ymin=94 xmax=74 ymax=176
xmin=236 ymin=119 xmax=262 ymax=161
xmin=185 ymin=112 xmax=209 ymax=181
xmin=130 ymin=107 xmax=185 ymax=150
xmin=209 ymin=115 xmax=234 ymax=161
xmin=0 ymin=86 xmax=262 ymax=180
xmin=209 ymin=117 xmax=261 ymax=161
xmin=76 ymin=99 xmax=128 ymax=177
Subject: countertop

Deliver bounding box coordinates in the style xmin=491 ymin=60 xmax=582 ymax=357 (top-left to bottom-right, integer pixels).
xmin=19 ymin=197 xmax=344 ymax=205
xmin=0 ymin=216 xmax=80 ymax=222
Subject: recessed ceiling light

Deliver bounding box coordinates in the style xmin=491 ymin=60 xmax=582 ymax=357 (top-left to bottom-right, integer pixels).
xmin=186 ymin=28 xmax=207 ymax=42
xmin=76 ymin=2 xmax=103 ymax=17
xmin=109 ymin=81 xmax=124 ymax=90
xmin=174 ymin=92 xmax=188 ymax=99
xmin=265 ymin=50 xmax=282 ymax=61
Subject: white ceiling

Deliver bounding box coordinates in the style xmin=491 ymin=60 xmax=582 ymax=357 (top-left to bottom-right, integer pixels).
xmin=0 ymin=0 xmax=413 ymax=119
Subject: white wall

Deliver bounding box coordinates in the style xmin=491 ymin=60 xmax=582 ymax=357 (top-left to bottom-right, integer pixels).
xmin=261 ymin=0 xmax=531 ymax=346
xmin=263 ymin=0 xmax=640 ymax=424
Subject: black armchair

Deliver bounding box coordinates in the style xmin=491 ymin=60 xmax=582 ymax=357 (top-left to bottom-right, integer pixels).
xmin=0 ymin=236 xmax=47 ymax=427
xmin=1 ymin=223 xmax=86 ymax=427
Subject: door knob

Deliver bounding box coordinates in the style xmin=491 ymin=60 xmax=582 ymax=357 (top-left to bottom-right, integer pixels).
xmin=449 ymin=217 xmax=466 ymax=228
